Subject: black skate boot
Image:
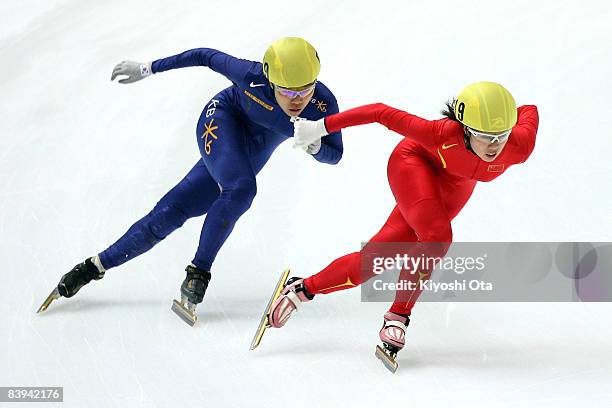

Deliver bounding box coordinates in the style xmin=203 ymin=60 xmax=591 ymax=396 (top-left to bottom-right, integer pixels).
xmin=37 ymin=257 xmax=105 ymax=313
xmin=58 ymin=258 xmax=105 ymax=298
xmin=171 ymin=264 xmax=211 ymax=326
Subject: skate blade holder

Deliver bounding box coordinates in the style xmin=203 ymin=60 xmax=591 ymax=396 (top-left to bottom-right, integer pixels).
xmin=249 ymin=269 xmax=291 ymax=350
xmin=375 ymin=345 xmax=399 ymax=373
xmin=37 ymin=288 xmax=60 ymax=313
xmin=171 ymin=296 xmax=197 ymax=327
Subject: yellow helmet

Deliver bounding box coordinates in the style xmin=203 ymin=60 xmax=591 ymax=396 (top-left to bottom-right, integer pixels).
xmin=263 ymin=37 xmax=320 ymax=88
xmin=454 ymin=81 xmax=517 ymax=132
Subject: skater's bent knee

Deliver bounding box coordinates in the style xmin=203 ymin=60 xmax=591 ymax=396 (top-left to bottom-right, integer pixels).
xmin=415 ymin=221 xmax=452 ymax=258
xmin=148 ymin=205 xmax=189 ymax=240
xmin=225 ymin=178 xmax=257 ymax=211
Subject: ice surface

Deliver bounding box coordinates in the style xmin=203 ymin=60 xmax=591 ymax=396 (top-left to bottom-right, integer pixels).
xmin=1 ymin=0 xmax=611 ymax=406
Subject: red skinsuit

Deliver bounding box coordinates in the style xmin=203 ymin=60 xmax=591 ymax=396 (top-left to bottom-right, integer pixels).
xmin=303 ymin=103 xmax=539 ymax=315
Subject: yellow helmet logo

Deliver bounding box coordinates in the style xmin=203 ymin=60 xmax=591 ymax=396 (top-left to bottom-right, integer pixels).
xmin=263 ymin=37 xmax=320 ymax=88
xmin=455 ymin=81 xmax=517 ymax=132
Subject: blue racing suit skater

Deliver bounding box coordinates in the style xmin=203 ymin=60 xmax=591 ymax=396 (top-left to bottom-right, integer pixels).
xmin=37 ymin=38 xmax=343 ymax=321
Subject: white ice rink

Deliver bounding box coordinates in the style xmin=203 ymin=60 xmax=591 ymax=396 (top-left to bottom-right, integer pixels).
xmin=1 ymin=0 xmax=612 ymax=406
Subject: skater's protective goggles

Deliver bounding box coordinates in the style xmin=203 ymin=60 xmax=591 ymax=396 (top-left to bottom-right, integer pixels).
xmin=274 ymin=81 xmax=317 ymax=99
xmin=467 ymin=127 xmax=512 ymax=144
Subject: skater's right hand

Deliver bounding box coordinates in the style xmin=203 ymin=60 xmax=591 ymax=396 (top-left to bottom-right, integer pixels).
xmin=111 ymin=60 xmax=152 ymax=84
xmin=293 ymin=118 xmax=329 ymax=149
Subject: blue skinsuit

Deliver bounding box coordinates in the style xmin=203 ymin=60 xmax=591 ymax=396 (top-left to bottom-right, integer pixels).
xmin=98 ymin=48 xmax=343 ymax=272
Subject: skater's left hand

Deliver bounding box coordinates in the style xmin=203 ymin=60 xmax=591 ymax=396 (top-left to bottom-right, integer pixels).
xmin=111 ymin=60 xmax=152 ymax=84
xmin=293 ymin=118 xmax=328 ymax=149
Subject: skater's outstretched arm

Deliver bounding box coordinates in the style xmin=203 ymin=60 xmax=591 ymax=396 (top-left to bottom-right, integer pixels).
xmin=111 ymin=48 xmax=258 ymax=85
xmin=293 ymin=103 xmax=445 ymax=149
xmin=325 ymin=103 xmax=444 ymax=148
xmin=151 ymin=48 xmax=257 ymax=83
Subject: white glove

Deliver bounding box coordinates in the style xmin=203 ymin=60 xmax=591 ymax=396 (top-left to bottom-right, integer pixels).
xmin=111 ymin=60 xmax=153 ymax=84
xmin=293 ymin=118 xmax=328 ymax=149
xmin=304 ymin=138 xmax=321 ymax=155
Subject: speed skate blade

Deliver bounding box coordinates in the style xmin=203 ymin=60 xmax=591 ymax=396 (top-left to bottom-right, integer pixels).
xmin=249 ymin=268 xmax=290 ymax=350
xmin=37 ymin=287 xmax=60 ymax=314
xmin=171 ymin=298 xmax=197 ymax=327
xmin=375 ymin=345 xmax=398 ymax=373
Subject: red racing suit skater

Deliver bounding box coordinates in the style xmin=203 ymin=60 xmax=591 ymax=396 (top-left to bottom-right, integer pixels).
xmin=302 ymin=103 xmax=539 ymax=315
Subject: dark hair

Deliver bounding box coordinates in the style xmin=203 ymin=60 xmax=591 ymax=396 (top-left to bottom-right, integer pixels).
xmin=442 ymin=98 xmax=474 ymax=152
xmin=440 ymin=98 xmax=458 ymax=121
